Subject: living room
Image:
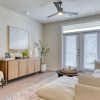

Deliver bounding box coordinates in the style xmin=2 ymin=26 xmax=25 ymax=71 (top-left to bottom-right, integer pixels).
xmin=0 ymin=0 xmax=100 ymax=100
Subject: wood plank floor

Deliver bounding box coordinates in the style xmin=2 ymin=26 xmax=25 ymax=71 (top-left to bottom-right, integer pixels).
xmin=0 ymin=71 xmax=57 ymax=100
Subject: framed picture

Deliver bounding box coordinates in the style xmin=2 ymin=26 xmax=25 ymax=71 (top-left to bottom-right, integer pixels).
xmin=8 ymin=26 xmax=29 ymax=51
xmin=5 ymin=53 xmax=11 ymax=58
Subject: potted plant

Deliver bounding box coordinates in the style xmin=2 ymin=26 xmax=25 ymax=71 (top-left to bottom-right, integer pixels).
xmin=35 ymin=41 xmax=50 ymax=72
xmin=21 ymin=50 xmax=29 ymax=58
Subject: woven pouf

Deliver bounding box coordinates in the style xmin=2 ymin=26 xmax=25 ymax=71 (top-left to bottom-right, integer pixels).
xmin=0 ymin=71 xmax=4 ymax=87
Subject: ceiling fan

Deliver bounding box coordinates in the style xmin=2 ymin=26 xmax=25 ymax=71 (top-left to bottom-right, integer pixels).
xmin=47 ymin=1 xmax=78 ymax=18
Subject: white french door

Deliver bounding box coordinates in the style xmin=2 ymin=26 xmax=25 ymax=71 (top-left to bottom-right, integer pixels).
xmin=63 ymin=32 xmax=98 ymax=70
xmin=83 ymin=33 xmax=97 ymax=70
xmin=63 ymin=34 xmax=79 ymax=68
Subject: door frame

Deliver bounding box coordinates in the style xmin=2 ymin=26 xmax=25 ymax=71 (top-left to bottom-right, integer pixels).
xmin=62 ymin=30 xmax=100 ymax=70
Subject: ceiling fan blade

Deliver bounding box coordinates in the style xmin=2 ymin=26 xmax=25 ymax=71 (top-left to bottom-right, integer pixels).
xmin=47 ymin=13 xmax=58 ymax=18
xmin=63 ymin=11 xmax=78 ymax=15
xmin=53 ymin=2 xmax=60 ymax=11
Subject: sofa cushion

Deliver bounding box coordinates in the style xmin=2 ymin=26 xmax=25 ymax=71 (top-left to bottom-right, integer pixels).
xmin=94 ymin=60 xmax=100 ymax=69
xmin=78 ymin=74 xmax=100 ymax=88
xmin=75 ymin=84 xmax=100 ymax=100
xmin=36 ymin=76 xmax=77 ymax=100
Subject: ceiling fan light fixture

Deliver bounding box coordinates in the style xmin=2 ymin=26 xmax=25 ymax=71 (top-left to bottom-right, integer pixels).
xmin=58 ymin=11 xmax=63 ymax=15
xmin=47 ymin=1 xmax=78 ymax=18
xmin=24 ymin=11 xmax=30 ymax=15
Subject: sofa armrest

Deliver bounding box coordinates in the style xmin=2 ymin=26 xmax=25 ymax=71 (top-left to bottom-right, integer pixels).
xmin=75 ymin=84 xmax=100 ymax=100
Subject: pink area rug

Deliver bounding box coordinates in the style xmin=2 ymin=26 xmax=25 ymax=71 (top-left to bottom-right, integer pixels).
xmin=6 ymin=74 xmax=57 ymax=100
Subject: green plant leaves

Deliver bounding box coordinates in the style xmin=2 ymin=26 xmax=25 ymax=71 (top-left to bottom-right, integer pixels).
xmin=21 ymin=51 xmax=29 ymax=56
xmin=35 ymin=41 xmax=50 ymax=57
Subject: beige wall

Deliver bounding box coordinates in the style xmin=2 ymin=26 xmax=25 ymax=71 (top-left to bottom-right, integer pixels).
xmin=0 ymin=6 xmax=43 ymax=58
xmin=44 ymin=14 xmax=100 ymax=71
xmin=1 ymin=5 xmax=100 ymax=71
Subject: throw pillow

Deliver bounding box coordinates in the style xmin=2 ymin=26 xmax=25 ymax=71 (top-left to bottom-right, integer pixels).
xmin=93 ymin=69 xmax=100 ymax=73
xmin=92 ymin=69 xmax=100 ymax=78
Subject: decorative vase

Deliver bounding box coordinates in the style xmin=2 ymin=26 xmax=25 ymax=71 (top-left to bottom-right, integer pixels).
xmin=68 ymin=66 xmax=71 ymax=69
xmin=41 ymin=63 xmax=46 ymax=72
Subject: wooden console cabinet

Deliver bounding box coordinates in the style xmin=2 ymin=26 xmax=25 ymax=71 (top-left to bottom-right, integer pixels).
xmin=0 ymin=58 xmax=41 ymax=85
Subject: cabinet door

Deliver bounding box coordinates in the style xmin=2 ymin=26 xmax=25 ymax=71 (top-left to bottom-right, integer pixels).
xmin=27 ymin=58 xmax=35 ymax=74
xmin=19 ymin=59 xmax=27 ymax=77
xmin=34 ymin=58 xmax=41 ymax=72
xmin=8 ymin=60 xmax=18 ymax=80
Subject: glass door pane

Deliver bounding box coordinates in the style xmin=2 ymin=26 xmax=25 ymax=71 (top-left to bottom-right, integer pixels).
xmin=65 ymin=35 xmax=77 ymax=68
xmin=84 ymin=33 xmax=97 ymax=70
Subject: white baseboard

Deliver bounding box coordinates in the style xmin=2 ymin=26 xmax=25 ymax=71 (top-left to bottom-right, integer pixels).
xmin=47 ymin=67 xmax=60 ymax=71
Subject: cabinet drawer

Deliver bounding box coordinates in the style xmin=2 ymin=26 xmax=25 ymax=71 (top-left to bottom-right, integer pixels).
xmin=8 ymin=60 xmax=18 ymax=80
xmin=35 ymin=58 xmax=41 ymax=72
xmin=19 ymin=59 xmax=27 ymax=77
xmin=27 ymin=58 xmax=35 ymax=74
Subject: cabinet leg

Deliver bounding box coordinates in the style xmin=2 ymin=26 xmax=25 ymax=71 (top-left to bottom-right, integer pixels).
xmin=39 ymin=71 xmax=42 ymax=74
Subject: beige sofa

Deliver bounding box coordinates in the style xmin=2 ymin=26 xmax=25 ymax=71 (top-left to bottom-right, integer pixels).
xmin=36 ymin=69 xmax=100 ymax=100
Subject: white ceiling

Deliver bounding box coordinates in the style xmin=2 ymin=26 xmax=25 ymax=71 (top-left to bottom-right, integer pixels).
xmin=0 ymin=0 xmax=100 ymax=24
